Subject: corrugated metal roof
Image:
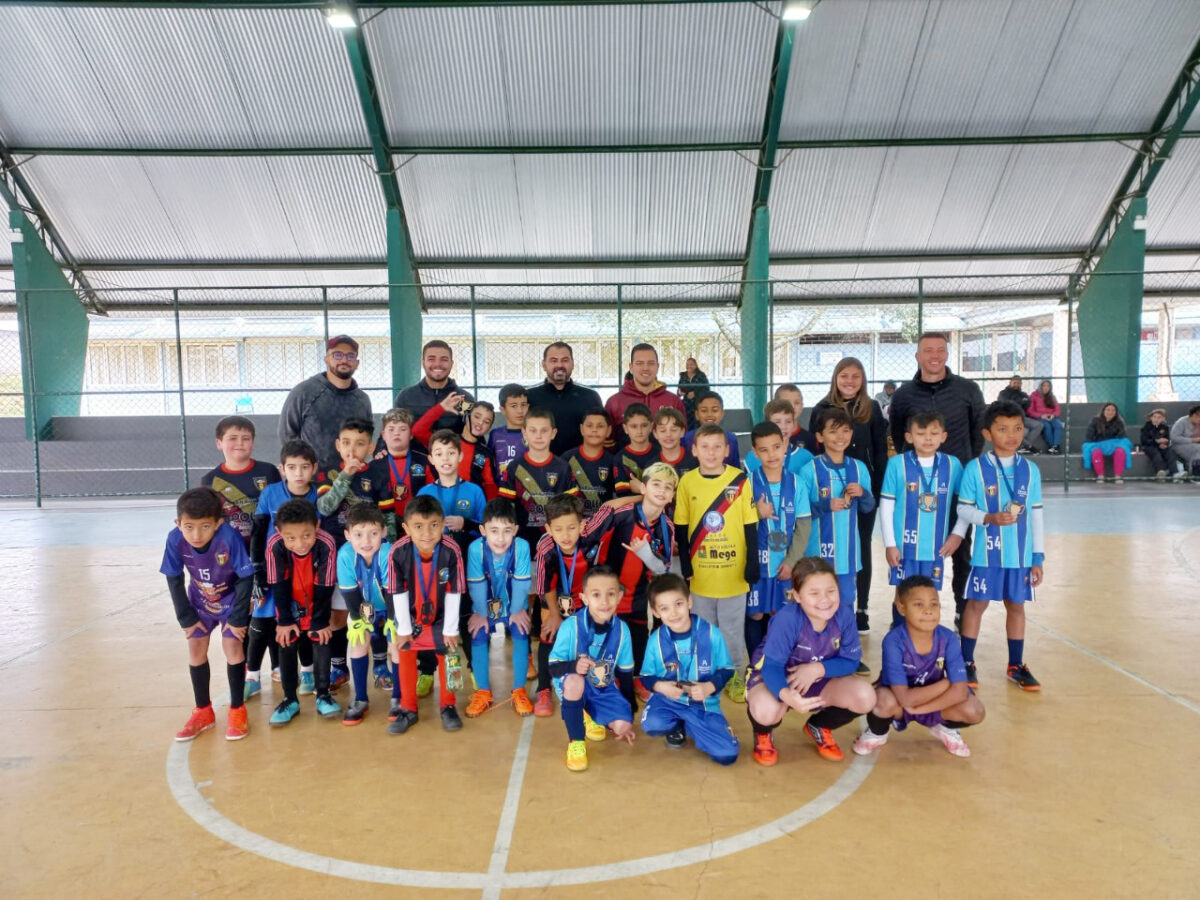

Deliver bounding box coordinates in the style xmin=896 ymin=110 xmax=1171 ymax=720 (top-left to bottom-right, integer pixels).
xmin=772 ymin=256 xmax=1076 ymax=284
xmin=781 ymin=0 xmax=1200 ymax=141
xmin=365 ymin=3 xmax=775 ymax=147
xmin=0 ymin=6 xmax=366 ymax=147
xmin=1143 ymin=139 xmax=1200 ymax=247
xmin=396 ymin=152 xmax=755 ymax=259
xmin=18 ymin=155 xmax=387 ymax=262
xmin=769 ymin=142 xmax=1135 ymax=255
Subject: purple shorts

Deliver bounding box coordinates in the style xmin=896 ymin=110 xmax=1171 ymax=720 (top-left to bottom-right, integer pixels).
xmin=892 ymin=710 xmax=943 ymax=731
xmin=745 ymin=655 xmax=830 ymax=699
xmin=187 ymin=606 xmax=238 ymax=640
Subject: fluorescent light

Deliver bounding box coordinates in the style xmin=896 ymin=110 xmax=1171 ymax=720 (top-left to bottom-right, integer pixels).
xmin=324 ymin=5 xmax=356 ymax=28
xmin=782 ymin=1 xmax=814 ymax=21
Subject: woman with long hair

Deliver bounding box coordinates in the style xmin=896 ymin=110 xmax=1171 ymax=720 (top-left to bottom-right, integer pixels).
xmin=1027 ymin=379 xmax=1063 ymax=454
xmin=677 ymin=356 xmax=709 ymax=430
xmin=810 ymin=357 xmax=888 ymax=636
xmin=1083 ymin=402 xmax=1132 ymax=483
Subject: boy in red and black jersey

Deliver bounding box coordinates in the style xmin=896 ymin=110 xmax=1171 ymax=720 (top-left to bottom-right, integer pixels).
xmin=561 ymin=407 xmax=631 ymax=517
xmin=201 ymin=415 xmax=281 ymax=550
xmin=368 ymin=407 xmax=433 ymax=541
xmin=497 ymin=407 xmax=577 ymax=548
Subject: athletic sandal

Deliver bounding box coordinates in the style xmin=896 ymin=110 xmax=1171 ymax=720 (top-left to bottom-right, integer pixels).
xmin=1006 ymin=663 xmax=1041 ymax=692
xmin=269 ymin=699 xmax=300 ymax=727
xmin=465 ymin=689 xmax=494 ymax=718
xmin=566 ymin=740 xmax=588 ymax=772
xmin=804 ymin=722 xmax=844 ymax=761
xmin=511 ymin=688 xmax=535 ymax=717
xmin=440 ymin=705 xmax=463 ymax=731
xmin=225 ymin=705 xmax=249 ymax=741
xmin=965 ymin=661 xmax=979 ymax=689
xmin=752 ymin=732 xmax=777 ymax=766
xmin=174 ymin=705 xmax=216 ymax=742
xmin=342 ymin=699 xmax=369 ymax=726
xmin=416 ymin=673 xmax=435 ymax=698
xmin=852 ymin=726 xmax=888 ymax=756
xmin=533 ymin=688 xmax=555 ymax=717
xmin=583 ymin=711 xmax=606 ymax=742
xmin=387 ymin=710 xmax=418 ymax=735
xmin=930 ymin=723 xmax=971 ymax=757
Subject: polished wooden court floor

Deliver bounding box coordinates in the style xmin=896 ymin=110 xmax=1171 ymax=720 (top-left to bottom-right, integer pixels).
xmin=2 ymin=487 xmax=1197 ymax=898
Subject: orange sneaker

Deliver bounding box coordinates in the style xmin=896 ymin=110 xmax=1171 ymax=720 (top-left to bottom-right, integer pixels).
xmin=175 ymin=705 xmax=216 ymax=742
xmin=633 ymin=677 xmax=652 ymax=703
xmin=753 ymin=732 xmax=778 ymax=766
xmin=465 ymin=689 xmax=494 ymax=718
xmin=511 ymin=687 xmax=534 ymax=717
xmin=226 ymin=705 xmax=249 ymax=741
xmin=533 ymin=688 xmax=555 ymax=717
xmin=805 ymin=722 xmax=844 ymax=761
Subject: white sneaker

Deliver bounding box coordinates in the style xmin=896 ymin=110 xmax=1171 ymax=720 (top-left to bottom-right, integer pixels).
xmin=852 ymin=726 xmax=889 ymax=756
xmin=1095 ymin=476 xmax=1104 ymax=484
xmin=1155 ymin=470 xmax=1167 ymax=481
xmin=930 ymin=723 xmax=971 ymax=758
xmin=1113 ymin=477 xmax=1124 ymax=484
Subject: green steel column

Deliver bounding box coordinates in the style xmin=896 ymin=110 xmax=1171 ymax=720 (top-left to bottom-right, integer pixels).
xmin=10 ymin=209 xmax=90 ymax=439
xmin=740 ymin=206 xmax=770 ymax=413
xmin=387 ymin=209 xmax=422 ymax=389
xmin=1076 ymin=196 xmax=1146 ymax=414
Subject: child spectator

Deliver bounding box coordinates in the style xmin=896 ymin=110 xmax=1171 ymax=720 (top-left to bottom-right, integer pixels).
xmin=745 ymin=558 xmax=875 ymax=765
xmin=247 ymin=439 xmax=320 ymax=700
xmin=464 ymin=499 xmax=535 ymax=718
xmin=879 ymin=411 xmax=967 ymax=627
xmin=547 ymin=565 xmax=637 ymax=771
xmin=956 ymin=400 xmax=1046 ymax=691
xmin=682 ymin=391 xmax=740 ymax=467
xmin=162 ymin=487 xmax=255 ymax=741
xmin=638 ymin=573 xmax=738 ymax=764
xmin=853 ymin=575 xmax=985 ymax=758
xmin=338 ymin=505 xmax=395 ymax=726
xmin=1140 ymin=408 xmax=1179 ymax=481
xmin=414 ymin=393 xmax=499 ymax=499
xmin=744 ymin=398 xmax=814 ymax=476
xmin=774 ymin=383 xmax=818 ymax=454
xmin=562 ymin=407 xmax=631 ymax=516
xmin=264 ymin=498 xmax=340 ymax=725
xmin=618 ymin=403 xmax=657 ymax=486
xmin=200 ymin=415 xmax=280 ymax=551
xmin=746 ymin=422 xmax=812 ymax=659
xmin=496 ymin=407 xmax=578 ymax=549
xmin=653 ymin=407 xmax=696 ymax=475
xmin=1083 ymin=402 xmax=1133 ymax=484
xmin=489 ymin=383 xmax=530 ymax=476
xmin=1028 ymin=380 xmax=1063 ymax=454
xmin=1170 ymin=404 xmax=1200 ymax=478
xmin=675 ymin=423 xmax=759 ymax=703
xmin=367 ymin=408 xmax=433 ymax=541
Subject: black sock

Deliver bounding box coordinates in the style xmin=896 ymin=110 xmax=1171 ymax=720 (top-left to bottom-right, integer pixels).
xmin=942 ymin=719 xmax=971 ymax=730
xmin=279 ymin=644 xmax=299 ymax=703
xmin=189 ymin=662 xmax=211 ymax=708
xmin=331 ymin=627 xmax=348 ymax=670
xmin=313 ymin=641 xmax=332 ymax=695
xmin=227 ymin=663 xmax=246 ymax=709
xmin=747 ymin=708 xmax=775 ymax=736
xmin=866 ymin=712 xmax=891 ymax=736
xmin=807 ymin=706 xmax=858 ymax=731
xmin=743 ymin=616 xmax=767 ymax=658
xmin=537 ymin=640 xmax=552 ymax=692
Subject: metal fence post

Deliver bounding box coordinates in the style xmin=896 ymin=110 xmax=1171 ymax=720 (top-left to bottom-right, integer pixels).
xmin=173 ymin=288 xmax=189 ymax=491
xmin=616 ymin=284 xmax=624 ymax=388
xmin=17 ymin=289 xmax=43 ymax=506
xmin=322 ymin=286 xmax=329 ymax=345
xmin=917 ymin=277 xmax=924 ymax=336
xmin=469 ymin=285 xmax=479 ymax=396
xmin=1064 ymin=279 xmax=1076 ymax=492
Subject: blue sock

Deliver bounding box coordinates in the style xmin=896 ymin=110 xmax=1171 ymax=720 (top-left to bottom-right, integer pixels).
xmin=391 ymin=661 xmax=400 ymax=701
xmin=1007 ymin=639 xmax=1024 ymax=666
xmin=510 ymin=634 xmax=530 ymax=694
xmin=350 ymin=654 xmax=369 ymax=703
xmin=961 ymin=636 xmax=977 ymax=663
xmin=562 ymin=697 xmax=586 ymax=742
xmin=472 ymin=634 xmax=491 ymax=692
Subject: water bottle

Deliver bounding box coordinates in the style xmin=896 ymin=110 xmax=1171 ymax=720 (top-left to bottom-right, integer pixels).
xmin=445 ymin=649 xmax=465 ymax=692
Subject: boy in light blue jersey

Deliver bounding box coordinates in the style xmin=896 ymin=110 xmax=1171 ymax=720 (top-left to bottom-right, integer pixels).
xmin=463 ymin=499 xmax=536 ymax=719
xmin=338 ymin=505 xmax=396 ymax=725
xmin=639 ymin=574 xmax=738 ymax=765
xmin=880 ymin=410 xmax=968 ymax=628
xmin=956 ymin=400 xmax=1045 ymax=692
xmin=744 ymin=398 xmax=815 ymax=477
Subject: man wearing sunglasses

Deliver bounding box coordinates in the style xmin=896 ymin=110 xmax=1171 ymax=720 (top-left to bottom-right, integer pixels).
xmin=279 ymin=335 xmax=374 ymax=470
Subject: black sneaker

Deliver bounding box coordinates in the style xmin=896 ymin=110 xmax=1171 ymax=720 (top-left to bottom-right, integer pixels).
xmin=855 ymin=661 xmax=871 ymax=677
xmin=665 ymin=723 xmax=686 ymax=750
xmin=440 ymin=705 xmax=463 ymax=731
xmin=965 ymin=661 xmax=979 ymax=689
xmin=387 ymin=709 xmax=418 ymax=735
xmin=1018 ymin=445 xmax=1032 ymax=455
xmin=387 ymin=698 xmax=402 ymax=722
xmin=342 ymin=699 xmax=369 ymax=726
xmin=1006 ymin=663 xmax=1041 ymax=692
xmin=856 ymin=611 xmax=869 ymax=634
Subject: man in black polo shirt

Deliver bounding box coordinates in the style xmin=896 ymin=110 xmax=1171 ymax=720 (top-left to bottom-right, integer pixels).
xmin=394 ymin=340 xmax=475 ymax=435
xmin=888 ymin=332 xmax=986 ymax=627
xmin=525 ymin=341 xmax=603 ymax=457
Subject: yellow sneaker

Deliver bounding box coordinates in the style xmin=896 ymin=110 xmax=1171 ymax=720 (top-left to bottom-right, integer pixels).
xmin=566 ymin=740 xmax=588 ymax=772
xmin=724 ymin=669 xmax=747 ymax=704
xmin=583 ymin=711 xmax=606 ymax=742
xmin=416 ymin=673 xmax=434 ymax=698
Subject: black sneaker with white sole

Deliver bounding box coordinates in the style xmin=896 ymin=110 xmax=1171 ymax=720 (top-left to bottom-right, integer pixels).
xmin=665 ymin=723 xmax=686 ymax=749
xmin=856 ymin=610 xmax=869 ymax=634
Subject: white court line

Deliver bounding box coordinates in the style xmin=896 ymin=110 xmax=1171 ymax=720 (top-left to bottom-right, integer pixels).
xmin=482 ymin=714 xmax=535 ymax=900
xmin=1028 ymin=618 xmax=1200 ymax=717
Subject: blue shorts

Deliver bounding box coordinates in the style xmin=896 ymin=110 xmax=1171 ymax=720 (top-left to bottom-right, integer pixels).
xmin=887 ymin=558 xmax=948 ymax=590
xmin=470 ymin=612 xmax=529 ymax=641
xmin=640 ymin=694 xmax=738 ymax=764
xmin=837 ymin=573 xmax=856 ymax=610
xmin=747 ymin=577 xmax=788 ymax=616
xmin=553 ymin=676 xmax=633 ymax=726
xmin=964 ymin=566 xmax=1034 ymax=604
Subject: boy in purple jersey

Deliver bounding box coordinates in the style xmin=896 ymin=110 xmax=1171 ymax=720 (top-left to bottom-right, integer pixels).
xmin=744 ymin=558 xmax=875 ymax=765
xmin=489 ymin=383 xmax=529 ymax=476
xmin=161 ymin=487 xmax=256 ymax=742
xmin=854 ymin=576 xmax=985 ymax=758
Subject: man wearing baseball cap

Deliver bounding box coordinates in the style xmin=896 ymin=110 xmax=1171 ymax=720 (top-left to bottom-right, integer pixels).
xmin=278 ymin=335 xmax=373 ymax=469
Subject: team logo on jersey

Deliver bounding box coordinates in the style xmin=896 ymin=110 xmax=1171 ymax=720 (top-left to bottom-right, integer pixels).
xmin=456 ymin=498 xmax=471 ymax=512
xmin=253 ymin=476 xmax=268 ymax=491
xmin=907 ymin=481 xmax=919 ymax=493
xmin=438 ymin=567 xmax=450 ymax=584
xmin=412 ymin=464 xmax=426 ymax=478
xmin=936 ymin=656 xmax=945 ymax=670
xmin=703 ymin=511 xmax=725 ymax=531
xmin=360 ymin=478 xmax=372 ymax=492
xmin=724 ymin=486 xmax=739 ymax=503
xmin=832 ymin=636 xmax=841 ymax=651
xmin=547 ymin=473 xmax=559 ymax=487
xmin=215 ymin=550 xmax=229 ymax=566
xmin=986 ymin=485 xmax=998 ymax=496
xmin=597 ymin=467 xmax=608 ymax=481
xmin=819 ymin=487 xmax=830 ymax=498
xmin=932 ymin=565 xmax=942 ymax=580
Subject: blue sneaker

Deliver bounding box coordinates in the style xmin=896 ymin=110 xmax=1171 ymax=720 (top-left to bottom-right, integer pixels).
xmin=243 ymin=678 xmax=262 ymax=702
xmin=298 ymin=671 xmax=316 ymax=695
xmin=315 ymin=693 xmax=342 ymax=718
xmin=269 ymin=699 xmax=300 ymax=726
xmin=330 ymin=666 xmax=350 ymax=692
xmin=372 ymin=662 xmax=393 ymax=691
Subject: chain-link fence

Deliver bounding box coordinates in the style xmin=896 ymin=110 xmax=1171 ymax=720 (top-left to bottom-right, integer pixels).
xmin=3 ymin=270 xmax=1199 ymax=501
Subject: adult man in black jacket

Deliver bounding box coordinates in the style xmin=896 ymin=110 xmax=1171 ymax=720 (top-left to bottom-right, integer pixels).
xmin=394 ymin=340 xmax=474 ymax=435
xmin=526 ymin=341 xmax=603 ymax=457
xmin=888 ymin=333 xmax=986 ymax=624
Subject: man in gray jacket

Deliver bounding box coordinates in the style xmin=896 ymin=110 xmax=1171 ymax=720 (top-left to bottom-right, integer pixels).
xmin=278 ymin=335 xmax=373 ymax=469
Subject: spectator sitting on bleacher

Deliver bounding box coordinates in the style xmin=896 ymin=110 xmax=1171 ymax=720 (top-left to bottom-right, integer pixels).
xmin=996 ymin=376 xmax=1043 ymax=455
xmin=1140 ymin=409 xmax=1181 ymax=482
xmin=1027 ymin=380 xmax=1063 ymax=455
xmin=1170 ymin=405 xmax=1200 ymax=479
xmin=1083 ymin=403 xmax=1133 ymax=484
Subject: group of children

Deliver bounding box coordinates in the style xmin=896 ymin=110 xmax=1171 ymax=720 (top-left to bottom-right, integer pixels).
xmin=165 ymin=385 xmax=1045 ymax=771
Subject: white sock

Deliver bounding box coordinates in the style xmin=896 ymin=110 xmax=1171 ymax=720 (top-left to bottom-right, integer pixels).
xmin=246 ymin=671 xmax=260 ymax=683
xmin=301 ymin=665 xmax=313 ymax=674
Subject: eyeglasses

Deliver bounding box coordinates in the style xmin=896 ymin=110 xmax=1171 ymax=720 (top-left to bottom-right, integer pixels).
xmin=330 ymin=351 xmax=359 ymax=362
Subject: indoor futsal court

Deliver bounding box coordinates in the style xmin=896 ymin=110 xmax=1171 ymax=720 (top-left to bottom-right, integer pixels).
xmin=4 ymin=0 xmax=1200 ymax=897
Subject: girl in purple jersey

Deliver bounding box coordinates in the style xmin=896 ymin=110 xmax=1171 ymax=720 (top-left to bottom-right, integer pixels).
xmin=745 ymin=558 xmax=875 ymax=765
